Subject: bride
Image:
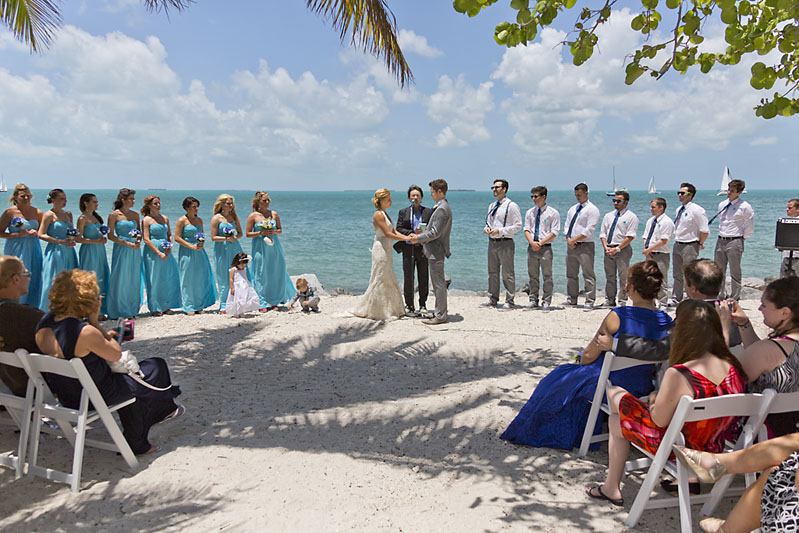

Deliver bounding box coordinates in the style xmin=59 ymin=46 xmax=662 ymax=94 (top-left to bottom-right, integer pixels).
xmin=351 ymin=189 xmax=410 ymax=321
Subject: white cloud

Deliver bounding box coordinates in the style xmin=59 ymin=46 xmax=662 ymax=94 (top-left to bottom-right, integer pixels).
xmin=750 ymin=136 xmax=778 ymax=146
xmin=398 ymin=29 xmax=443 ymax=58
xmin=425 ymin=75 xmax=493 ymax=148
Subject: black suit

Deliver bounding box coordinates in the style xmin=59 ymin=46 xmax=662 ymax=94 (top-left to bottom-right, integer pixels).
xmin=394 ymin=204 xmax=433 ymax=310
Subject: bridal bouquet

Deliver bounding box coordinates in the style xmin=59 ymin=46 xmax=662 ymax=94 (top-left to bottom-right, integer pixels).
xmin=98 ymin=225 xmax=110 ymax=235
xmin=255 ymin=218 xmax=277 ymax=245
xmin=160 ymin=241 xmax=173 ymax=252
xmin=10 ymin=217 xmax=24 ymax=228
xmin=194 ymin=232 xmax=206 ymax=243
xmin=128 ymin=229 xmax=142 ymax=243
xmin=222 ymin=227 xmax=235 ymax=238
xmin=65 ymin=228 xmax=79 ymax=238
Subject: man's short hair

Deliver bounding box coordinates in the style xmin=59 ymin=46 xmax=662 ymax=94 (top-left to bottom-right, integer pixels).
xmin=429 ymin=179 xmax=448 ymax=194
xmin=653 ymin=197 xmax=667 ymax=209
xmin=574 ymin=183 xmax=588 ymax=193
xmin=493 ymin=179 xmax=509 ymax=191
xmin=683 ymin=259 xmax=723 ymax=298
xmin=729 ymin=179 xmax=746 ymax=193
xmin=407 ymin=185 xmax=423 ymax=199
xmin=531 ymin=186 xmax=548 ymax=197
xmin=680 ymin=182 xmax=697 ymax=197
xmin=790 ymin=198 xmax=799 ymax=210
xmin=615 ymin=191 xmax=630 ymax=202
xmin=0 ymin=255 xmax=25 ymax=290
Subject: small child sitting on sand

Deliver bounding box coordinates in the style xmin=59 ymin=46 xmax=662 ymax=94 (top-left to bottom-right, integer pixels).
xmin=287 ymin=278 xmax=320 ymax=313
xmin=226 ymin=253 xmax=260 ymax=316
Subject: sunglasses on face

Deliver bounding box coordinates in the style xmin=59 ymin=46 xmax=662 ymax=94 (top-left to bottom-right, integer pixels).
xmin=678 ymin=191 xmax=689 ymax=196
xmin=531 ymin=195 xmax=541 ymax=199
xmin=612 ymin=199 xmax=625 ymax=204
xmin=490 ymin=186 xmax=503 ymax=190
xmin=16 ymin=271 xmax=31 ymax=278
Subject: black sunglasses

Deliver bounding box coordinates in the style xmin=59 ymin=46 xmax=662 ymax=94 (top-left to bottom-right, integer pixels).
xmin=612 ymin=199 xmax=625 ymax=203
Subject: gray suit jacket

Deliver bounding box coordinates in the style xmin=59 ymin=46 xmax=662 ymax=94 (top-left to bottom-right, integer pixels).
xmin=416 ymin=198 xmax=452 ymax=260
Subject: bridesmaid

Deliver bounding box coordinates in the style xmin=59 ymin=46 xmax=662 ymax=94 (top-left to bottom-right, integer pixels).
xmin=0 ymin=184 xmax=43 ymax=306
xmin=174 ymin=196 xmax=217 ymax=315
xmin=106 ymin=188 xmax=143 ymax=319
xmin=246 ymin=191 xmax=295 ymax=311
xmin=37 ymin=189 xmax=79 ymax=310
xmin=141 ymin=195 xmax=181 ymax=316
xmin=211 ymin=194 xmax=245 ymax=314
xmin=76 ymin=193 xmax=110 ymax=316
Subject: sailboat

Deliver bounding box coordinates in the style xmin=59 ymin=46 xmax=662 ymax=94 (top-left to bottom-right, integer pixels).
xmin=647 ymin=176 xmax=659 ymax=194
xmin=717 ymin=166 xmax=747 ymax=195
xmin=605 ymin=167 xmax=628 ymax=197
xmin=0 ymin=175 xmax=6 ymax=193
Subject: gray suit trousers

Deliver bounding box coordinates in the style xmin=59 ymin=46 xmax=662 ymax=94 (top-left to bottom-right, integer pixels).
xmin=781 ymin=256 xmax=799 ymax=278
xmin=715 ymin=237 xmax=744 ymax=300
xmin=527 ymin=245 xmax=553 ymax=304
xmin=566 ymin=242 xmax=596 ymax=304
xmin=650 ymin=252 xmax=670 ymax=305
xmin=488 ymin=239 xmax=515 ymax=304
xmin=428 ymin=258 xmax=447 ymax=320
xmin=603 ymin=246 xmax=633 ymax=303
xmin=672 ymin=241 xmax=700 ymax=302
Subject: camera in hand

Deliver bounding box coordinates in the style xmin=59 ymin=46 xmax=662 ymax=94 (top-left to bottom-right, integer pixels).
xmin=115 ymin=319 xmax=134 ymax=343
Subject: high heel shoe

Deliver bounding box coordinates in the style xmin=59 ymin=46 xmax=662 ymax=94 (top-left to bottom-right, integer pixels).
xmin=672 ymin=445 xmax=728 ymax=484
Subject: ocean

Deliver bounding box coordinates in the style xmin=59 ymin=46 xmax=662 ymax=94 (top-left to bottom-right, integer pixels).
xmin=12 ymin=188 xmax=798 ymax=295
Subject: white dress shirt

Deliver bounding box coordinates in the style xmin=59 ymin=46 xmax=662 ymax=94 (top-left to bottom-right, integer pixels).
xmin=600 ymin=208 xmax=639 ymax=246
xmin=486 ymin=197 xmax=522 ymax=239
xmin=642 ymin=214 xmax=675 ymax=253
xmin=716 ymin=198 xmax=755 ymax=239
xmin=523 ymin=204 xmax=560 ymax=241
xmin=673 ymin=201 xmax=709 ymax=243
xmin=564 ymin=200 xmax=600 ymax=240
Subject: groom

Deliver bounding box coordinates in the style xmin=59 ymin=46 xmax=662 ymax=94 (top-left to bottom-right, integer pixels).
xmin=410 ymin=179 xmax=452 ymax=325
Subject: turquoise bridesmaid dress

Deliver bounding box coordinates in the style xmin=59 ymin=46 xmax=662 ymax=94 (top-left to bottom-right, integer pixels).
xmin=107 ymin=220 xmax=143 ymax=319
xmin=178 ymin=224 xmax=217 ymax=313
xmin=39 ymin=220 xmax=80 ymax=310
xmin=213 ymin=222 xmax=245 ymax=311
xmin=78 ymin=223 xmax=110 ymax=315
xmin=252 ymin=234 xmax=296 ymax=308
xmin=4 ymin=218 xmax=43 ymax=306
xmin=142 ymin=223 xmax=181 ymax=313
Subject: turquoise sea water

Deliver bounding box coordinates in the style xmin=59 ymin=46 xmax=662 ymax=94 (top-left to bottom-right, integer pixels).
xmin=13 ymin=188 xmax=798 ymax=294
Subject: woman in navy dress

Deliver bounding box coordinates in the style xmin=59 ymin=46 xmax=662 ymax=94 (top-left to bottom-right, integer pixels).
xmin=500 ymin=261 xmax=673 ymax=450
xmin=211 ymin=194 xmax=245 ymax=313
xmin=246 ymin=191 xmax=295 ymax=311
xmin=37 ymin=189 xmax=79 ymax=310
xmin=76 ymin=193 xmax=110 ymax=316
xmin=175 ymin=196 xmax=217 ymax=315
xmin=141 ymin=195 xmax=181 ymax=316
xmin=106 ymin=189 xmax=143 ymax=319
xmin=0 ymin=183 xmax=43 ymax=306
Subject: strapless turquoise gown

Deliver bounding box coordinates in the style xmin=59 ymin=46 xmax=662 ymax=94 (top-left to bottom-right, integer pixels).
xmin=142 ymin=223 xmax=181 ymax=313
xmin=178 ymin=224 xmax=217 ymax=313
xmin=107 ymin=220 xmax=143 ymax=319
xmin=252 ymin=235 xmax=296 ymax=307
xmin=4 ymin=218 xmax=43 ymax=306
xmin=79 ymin=223 xmax=110 ymax=315
xmin=39 ymin=221 xmax=79 ymax=310
xmin=213 ymin=222 xmax=245 ymax=311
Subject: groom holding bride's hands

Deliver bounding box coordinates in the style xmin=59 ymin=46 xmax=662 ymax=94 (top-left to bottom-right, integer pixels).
xmin=410 ymin=179 xmax=452 ymax=325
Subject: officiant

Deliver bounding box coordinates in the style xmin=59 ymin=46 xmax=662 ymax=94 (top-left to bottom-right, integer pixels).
xmin=394 ymin=185 xmax=433 ymax=317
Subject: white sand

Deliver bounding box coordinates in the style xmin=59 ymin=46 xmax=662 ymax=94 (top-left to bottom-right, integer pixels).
xmin=0 ymin=294 xmax=767 ymax=532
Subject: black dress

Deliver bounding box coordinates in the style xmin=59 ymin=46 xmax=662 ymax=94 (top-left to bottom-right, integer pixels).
xmin=35 ymin=314 xmax=180 ymax=454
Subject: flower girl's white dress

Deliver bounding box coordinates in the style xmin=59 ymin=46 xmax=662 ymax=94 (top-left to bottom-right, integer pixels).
xmin=226 ymin=268 xmax=260 ymax=316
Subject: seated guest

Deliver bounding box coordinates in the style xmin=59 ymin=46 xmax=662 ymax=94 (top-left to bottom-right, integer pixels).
xmin=500 ymin=260 xmax=672 ymax=450
xmin=0 ymin=255 xmax=43 ymax=397
xmin=34 ymin=269 xmax=184 ymax=455
xmin=587 ymin=300 xmax=746 ymax=506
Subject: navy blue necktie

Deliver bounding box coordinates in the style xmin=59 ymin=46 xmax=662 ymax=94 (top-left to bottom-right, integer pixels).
xmin=534 ymin=208 xmax=541 ymax=241
xmin=708 ymin=201 xmax=732 ymax=225
xmin=644 ymin=216 xmax=657 ymax=249
xmin=489 ymin=201 xmax=501 ymax=218
xmin=566 ymin=204 xmax=584 ymax=238
xmin=607 ymin=211 xmax=621 ymax=245
xmin=674 ymin=205 xmax=686 ymax=228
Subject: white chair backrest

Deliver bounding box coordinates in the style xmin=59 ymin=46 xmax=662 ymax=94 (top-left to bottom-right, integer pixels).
xmin=0 ymin=350 xmax=24 ymax=370
xmin=680 ymin=390 xmax=775 ymax=423
xmin=767 ymin=390 xmax=799 ymax=414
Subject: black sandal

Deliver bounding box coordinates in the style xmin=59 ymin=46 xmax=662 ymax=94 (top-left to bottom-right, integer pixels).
xmin=586 ymin=485 xmax=624 ymax=507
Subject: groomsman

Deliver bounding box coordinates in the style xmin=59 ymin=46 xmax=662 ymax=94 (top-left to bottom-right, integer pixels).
xmin=564 ymin=183 xmax=601 ymax=310
xmin=641 ymin=197 xmax=675 ymax=306
xmin=781 ymin=198 xmax=799 ymax=278
xmin=599 ymin=191 xmax=639 ymax=307
xmin=480 ymin=179 xmax=522 ymax=311
xmin=394 ymin=185 xmax=433 ymax=316
xmin=713 ymin=178 xmax=754 ymax=300
xmin=523 ymin=186 xmax=560 ymax=311
xmin=670 ymin=182 xmax=709 ymax=306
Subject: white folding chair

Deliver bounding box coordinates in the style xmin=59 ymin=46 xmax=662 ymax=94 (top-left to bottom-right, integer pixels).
xmin=623 ymin=390 xmax=775 ymax=532
xmin=17 ymin=349 xmax=140 ymax=493
xmin=578 ymin=351 xmax=661 ymax=456
xmin=0 ymin=350 xmax=35 ymax=478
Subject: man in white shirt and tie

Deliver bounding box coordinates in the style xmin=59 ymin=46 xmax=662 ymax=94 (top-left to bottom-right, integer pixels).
xmin=713 ymin=178 xmax=755 ymax=300
xmin=641 ymin=197 xmax=675 ymax=306
xmin=523 ymin=186 xmax=560 ymax=312
xmin=564 ymin=182 xmax=601 ymax=310
xmin=599 ymin=191 xmax=639 ymax=307
xmin=481 ymin=179 xmax=522 ymax=310
xmin=781 ymin=198 xmax=799 ymax=278
xmin=670 ymin=182 xmax=709 ymax=306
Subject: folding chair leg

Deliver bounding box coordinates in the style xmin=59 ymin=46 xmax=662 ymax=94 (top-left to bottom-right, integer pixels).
xmin=625 ymin=450 xmax=672 ymax=527
xmin=676 ymin=460 xmax=693 ymax=533
xmin=94 ymin=407 xmax=138 ymax=470
xmin=16 ymin=382 xmax=36 ymax=479
xmin=579 ymin=395 xmax=604 ymax=456
xmin=69 ymin=394 xmax=90 ymax=493
xmin=700 ymin=474 xmax=734 ymax=518
xmin=26 ymin=388 xmax=44 ymax=475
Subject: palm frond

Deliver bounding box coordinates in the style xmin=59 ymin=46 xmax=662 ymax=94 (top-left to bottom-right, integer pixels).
xmin=306 ymin=0 xmax=413 ymax=87
xmin=142 ymin=0 xmax=194 ymax=15
xmin=0 ymin=0 xmax=62 ymax=51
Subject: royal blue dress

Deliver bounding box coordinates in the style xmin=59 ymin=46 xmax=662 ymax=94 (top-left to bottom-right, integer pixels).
xmin=79 ymin=223 xmax=110 ymax=315
xmin=178 ymin=224 xmax=217 ymax=313
xmin=252 ymin=234 xmax=296 ymax=308
xmin=4 ymin=217 xmax=43 ymax=307
xmin=500 ymin=306 xmax=673 ymax=450
xmin=142 ymin=223 xmax=181 ymax=313
xmin=107 ymin=220 xmax=143 ymax=319
xmin=38 ymin=220 xmax=79 ymax=310
xmin=213 ymin=222 xmax=244 ymax=311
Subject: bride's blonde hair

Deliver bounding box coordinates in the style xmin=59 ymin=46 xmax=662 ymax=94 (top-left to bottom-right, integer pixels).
xmin=372 ymin=188 xmax=390 ymax=210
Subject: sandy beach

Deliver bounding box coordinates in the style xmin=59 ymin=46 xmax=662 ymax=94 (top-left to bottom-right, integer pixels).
xmin=0 ymin=293 xmax=768 ymax=532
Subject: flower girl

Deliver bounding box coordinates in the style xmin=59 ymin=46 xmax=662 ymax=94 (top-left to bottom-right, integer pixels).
xmin=225 ymin=253 xmax=260 ymax=316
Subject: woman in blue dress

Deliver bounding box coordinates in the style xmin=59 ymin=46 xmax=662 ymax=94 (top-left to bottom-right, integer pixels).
xmin=246 ymin=191 xmax=296 ymax=311
xmin=106 ymin=188 xmax=143 ymax=319
xmin=37 ymin=189 xmax=79 ymax=310
xmin=175 ymin=196 xmax=217 ymax=315
xmin=0 ymin=183 xmax=43 ymax=306
xmin=76 ymin=193 xmax=110 ymax=316
xmin=211 ymin=194 xmax=245 ymax=313
xmin=500 ymin=260 xmax=673 ymax=451
xmin=141 ymin=195 xmax=181 ymax=316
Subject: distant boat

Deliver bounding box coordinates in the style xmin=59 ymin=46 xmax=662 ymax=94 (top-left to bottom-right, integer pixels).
xmin=647 ymin=176 xmax=659 ymax=194
xmin=0 ymin=175 xmax=6 ymax=193
xmin=717 ymin=166 xmax=747 ymax=196
xmin=606 ymin=167 xmax=628 ymax=197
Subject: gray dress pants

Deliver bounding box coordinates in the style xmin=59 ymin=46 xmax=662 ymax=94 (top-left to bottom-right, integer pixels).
xmin=603 ymin=245 xmax=633 ymax=303
xmin=428 ymin=258 xmax=447 ymax=320
xmin=650 ymin=252 xmax=670 ymax=305
xmin=527 ymin=244 xmax=553 ymax=305
xmin=672 ymin=241 xmax=700 ymax=302
xmin=715 ymin=237 xmax=744 ymax=300
xmin=781 ymin=256 xmax=799 ymax=278
xmin=566 ymin=242 xmax=596 ymax=305
xmin=488 ymin=238 xmax=515 ymax=304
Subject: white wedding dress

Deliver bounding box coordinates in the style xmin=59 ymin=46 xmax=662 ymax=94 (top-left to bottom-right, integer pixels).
xmin=350 ymin=211 xmax=405 ymax=321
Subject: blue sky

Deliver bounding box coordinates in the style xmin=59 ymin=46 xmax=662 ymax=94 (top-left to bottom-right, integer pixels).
xmin=0 ymin=0 xmax=796 ymax=191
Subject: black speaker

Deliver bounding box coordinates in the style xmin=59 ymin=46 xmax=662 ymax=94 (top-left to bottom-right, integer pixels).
xmin=776 ymin=218 xmax=799 ymax=250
